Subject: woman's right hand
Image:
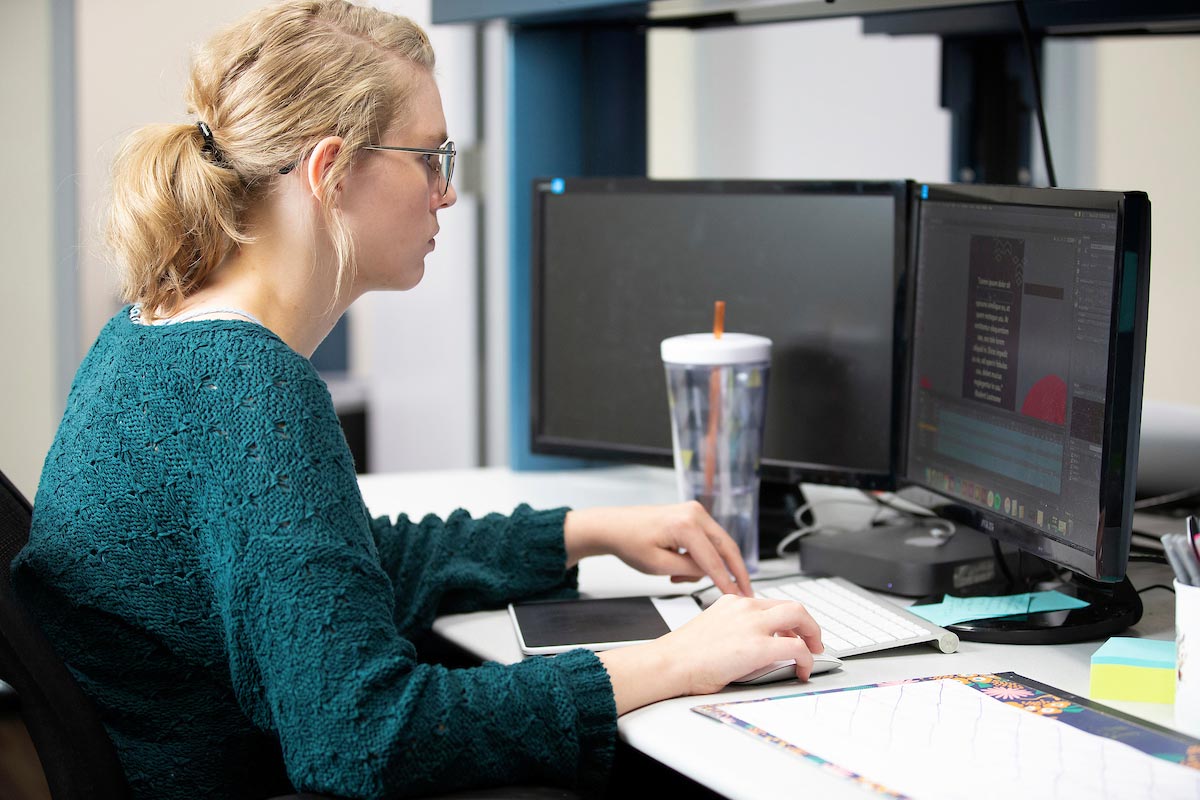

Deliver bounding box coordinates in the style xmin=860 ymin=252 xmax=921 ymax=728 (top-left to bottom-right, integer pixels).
xmin=597 ymin=596 xmax=823 ymax=714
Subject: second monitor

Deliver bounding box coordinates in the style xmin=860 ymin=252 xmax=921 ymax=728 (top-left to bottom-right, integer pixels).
xmin=531 ymin=178 xmax=909 ymax=499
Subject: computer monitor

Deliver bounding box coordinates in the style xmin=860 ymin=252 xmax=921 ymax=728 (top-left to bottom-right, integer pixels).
xmin=530 ymin=178 xmax=909 ymax=543
xmin=897 ymin=182 xmax=1151 ymax=642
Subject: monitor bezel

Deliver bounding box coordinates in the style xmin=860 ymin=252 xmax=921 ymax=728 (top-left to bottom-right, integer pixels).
xmin=896 ymin=182 xmax=1151 ymax=582
xmin=529 ymin=177 xmax=912 ymax=491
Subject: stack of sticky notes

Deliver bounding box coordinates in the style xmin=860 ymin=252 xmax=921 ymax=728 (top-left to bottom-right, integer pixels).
xmin=908 ymin=590 xmax=1089 ymax=628
xmin=1089 ymin=637 xmax=1176 ymax=703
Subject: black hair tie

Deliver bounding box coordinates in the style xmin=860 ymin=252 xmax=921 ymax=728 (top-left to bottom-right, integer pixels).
xmin=196 ymin=121 xmax=230 ymax=168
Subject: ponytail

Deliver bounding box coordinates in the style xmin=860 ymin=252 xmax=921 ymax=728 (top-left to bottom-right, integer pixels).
xmin=106 ymin=122 xmax=250 ymax=320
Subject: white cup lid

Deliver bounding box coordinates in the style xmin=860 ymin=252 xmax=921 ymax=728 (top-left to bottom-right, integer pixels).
xmin=660 ymin=332 xmax=772 ymax=365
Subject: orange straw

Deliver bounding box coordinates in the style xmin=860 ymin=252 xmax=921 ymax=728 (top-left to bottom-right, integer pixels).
xmin=704 ymin=302 xmax=725 ymax=500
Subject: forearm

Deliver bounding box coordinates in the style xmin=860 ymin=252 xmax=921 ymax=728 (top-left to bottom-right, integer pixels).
xmin=372 ymin=505 xmax=576 ymax=631
xmin=597 ymin=641 xmax=687 ymax=715
xmin=562 ymin=507 xmax=615 ymax=567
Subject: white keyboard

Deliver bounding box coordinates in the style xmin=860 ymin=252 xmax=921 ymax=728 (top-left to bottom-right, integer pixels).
xmin=752 ymin=575 xmax=959 ymax=658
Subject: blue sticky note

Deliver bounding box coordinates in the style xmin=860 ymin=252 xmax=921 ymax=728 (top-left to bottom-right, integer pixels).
xmin=1026 ymin=590 xmax=1090 ymax=613
xmin=909 ymin=590 xmax=1092 ymax=627
xmin=943 ymin=593 xmax=1031 ymax=618
xmin=1092 ymin=636 xmax=1175 ymax=669
xmin=907 ymin=600 xmax=968 ymax=628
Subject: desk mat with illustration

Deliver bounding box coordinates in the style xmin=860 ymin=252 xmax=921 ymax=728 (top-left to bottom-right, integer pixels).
xmin=693 ymin=672 xmax=1200 ymax=799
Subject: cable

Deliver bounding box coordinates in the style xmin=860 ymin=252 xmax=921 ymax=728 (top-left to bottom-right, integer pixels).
xmin=1014 ymin=0 xmax=1057 ymax=187
xmin=860 ymin=491 xmax=959 ymax=541
xmin=1127 ymin=553 xmax=1169 ymax=565
xmin=1132 ymin=537 xmax=1161 ymax=556
xmin=775 ymin=496 xmax=890 ymax=559
xmin=777 ymin=490 xmax=963 ymax=559
xmin=861 ymin=490 xmax=939 ymax=519
xmin=1134 ymin=486 xmax=1200 ymax=512
xmin=1136 ymin=583 xmax=1175 ymax=596
xmin=776 ymin=524 xmax=854 ymax=561
xmin=791 ymin=497 xmax=895 ymax=530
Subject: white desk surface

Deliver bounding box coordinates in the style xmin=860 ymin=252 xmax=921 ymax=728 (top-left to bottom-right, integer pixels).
xmin=358 ymin=466 xmax=1182 ymax=800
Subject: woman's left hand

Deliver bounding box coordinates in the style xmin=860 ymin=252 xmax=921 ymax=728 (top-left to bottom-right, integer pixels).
xmin=563 ymin=502 xmax=753 ymax=597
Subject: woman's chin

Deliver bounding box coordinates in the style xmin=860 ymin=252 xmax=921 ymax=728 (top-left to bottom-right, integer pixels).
xmin=365 ymin=263 xmax=425 ymax=292
xmin=395 ymin=269 xmax=425 ymax=292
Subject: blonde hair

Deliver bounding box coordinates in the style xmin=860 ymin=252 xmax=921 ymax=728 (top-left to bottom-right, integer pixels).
xmin=106 ymin=0 xmax=435 ymax=318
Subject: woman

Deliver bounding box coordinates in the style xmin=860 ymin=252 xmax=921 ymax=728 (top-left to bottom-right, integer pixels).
xmin=13 ymin=2 xmax=822 ymax=798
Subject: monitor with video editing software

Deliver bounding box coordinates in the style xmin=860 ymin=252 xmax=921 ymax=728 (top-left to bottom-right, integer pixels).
xmin=897 ymin=182 xmax=1151 ymax=643
xmin=530 ymin=178 xmax=909 ymax=547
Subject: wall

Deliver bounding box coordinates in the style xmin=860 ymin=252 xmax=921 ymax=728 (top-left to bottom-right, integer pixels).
xmin=482 ymin=20 xmax=511 ymax=467
xmin=351 ymin=4 xmax=481 ymax=472
xmin=1042 ymin=36 xmax=1200 ymax=406
xmin=648 ymin=18 xmax=951 ymax=183
xmin=0 ymin=0 xmax=57 ymax=498
xmin=1088 ymin=36 xmax=1199 ymax=405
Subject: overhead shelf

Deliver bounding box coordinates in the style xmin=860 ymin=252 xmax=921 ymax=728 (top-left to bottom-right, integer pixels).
xmin=432 ymin=0 xmax=1200 ymax=35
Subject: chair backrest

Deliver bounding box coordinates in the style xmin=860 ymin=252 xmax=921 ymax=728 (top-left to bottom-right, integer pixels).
xmin=0 ymin=469 xmax=130 ymax=800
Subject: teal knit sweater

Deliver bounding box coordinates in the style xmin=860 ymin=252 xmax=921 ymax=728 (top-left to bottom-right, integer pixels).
xmin=12 ymin=309 xmax=616 ymax=799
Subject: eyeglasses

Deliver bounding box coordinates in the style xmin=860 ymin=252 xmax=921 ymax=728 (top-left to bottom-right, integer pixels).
xmin=363 ymin=141 xmax=456 ymax=196
xmin=277 ymin=141 xmax=457 ymax=195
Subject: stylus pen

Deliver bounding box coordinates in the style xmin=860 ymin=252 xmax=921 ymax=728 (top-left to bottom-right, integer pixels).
xmin=1189 ymin=515 xmax=1200 ymax=562
xmin=1164 ymin=535 xmax=1193 ymax=587
xmin=1178 ymin=534 xmax=1200 ymax=586
xmin=1165 ymin=534 xmax=1200 ymax=587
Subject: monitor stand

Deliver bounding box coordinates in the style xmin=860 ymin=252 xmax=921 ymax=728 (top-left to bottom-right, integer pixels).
xmin=938 ymin=556 xmax=1144 ymax=645
xmin=791 ymin=514 xmax=1143 ymax=644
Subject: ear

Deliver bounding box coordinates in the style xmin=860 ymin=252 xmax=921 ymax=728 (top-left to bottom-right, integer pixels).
xmin=305 ymin=135 xmax=344 ymax=202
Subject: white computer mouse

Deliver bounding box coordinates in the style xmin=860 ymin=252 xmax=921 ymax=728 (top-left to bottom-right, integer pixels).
xmin=731 ymin=652 xmax=843 ymax=686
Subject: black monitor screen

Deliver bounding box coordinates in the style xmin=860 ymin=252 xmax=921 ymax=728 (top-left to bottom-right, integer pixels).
xmin=532 ymin=179 xmax=908 ymax=487
xmin=902 ymin=184 xmax=1150 ymax=581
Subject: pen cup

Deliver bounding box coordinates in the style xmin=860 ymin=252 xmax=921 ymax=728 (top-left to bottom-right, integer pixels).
xmin=1176 ymin=579 xmax=1200 ymax=738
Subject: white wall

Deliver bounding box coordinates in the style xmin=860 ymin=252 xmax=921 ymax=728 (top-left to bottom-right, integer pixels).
xmin=648 ymin=18 xmax=951 ymax=182
xmin=482 ymin=20 xmax=512 ymax=467
xmin=0 ymin=0 xmax=57 ymax=498
xmin=1041 ymin=36 xmax=1200 ymax=407
xmin=353 ymin=4 xmax=481 ymax=472
xmin=1077 ymin=37 xmax=1199 ymax=406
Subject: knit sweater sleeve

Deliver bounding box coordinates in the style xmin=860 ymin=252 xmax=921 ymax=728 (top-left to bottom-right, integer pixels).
xmin=198 ymin=350 xmax=615 ymax=798
xmin=367 ymin=507 xmax=580 ymax=638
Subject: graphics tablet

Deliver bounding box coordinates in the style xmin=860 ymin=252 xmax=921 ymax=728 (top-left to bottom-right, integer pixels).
xmin=507 ymin=595 xmax=707 ymax=655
